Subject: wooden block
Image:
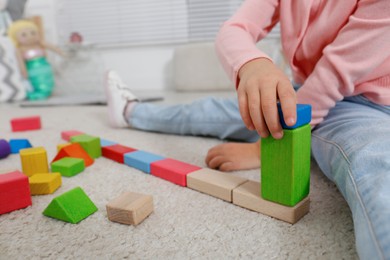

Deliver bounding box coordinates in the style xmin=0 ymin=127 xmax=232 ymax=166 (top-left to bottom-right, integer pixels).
xmin=233 ymin=180 xmax=310 ymax=224
xmin=278 ymin=103 xmax=312 ymax=129
xmin=61 ymin=130 xmax=84 ymax=141
xmin=10 ymin=116 xmax=41 ymax=132
xmin=106 ymin=191 xmax=153 ymax=226
xmin=20 ymin=147 xmax=49 ymax=177
xmin=187 ymin=168 xmax=247 ymax=202
xmin=43 ymin=187 xmax=98 ymax=224
xmin=70 ymin=134 xmax=101 ymax=158
xmin=52 ymin=143 xmax=94 ymax=167
xmin=9 ymin=139 xmax=32 ymax=153
xmin=0 ymin=170 xmax=32 ymax=214
xmin=102 ymin=144 xmax=137 ymax=163
xmin=261 ymin=124 xmax=311 ymax=206
xmin=150 ymin=158 xmax=201 ymax=187
xmin=124 ymin=150 xmax=165 ymax=173
xmin=57 ymin=143 xmax=71 ymax=152
xmin=29 ymin=173 xmax=62 ymax=195
xmin=100 ymin=139 xmax=117 ymax=147
xmin=51 ymin=157 xmax=85 ymax=177
xmin=0 ymin=139 xmax=11 ymax=159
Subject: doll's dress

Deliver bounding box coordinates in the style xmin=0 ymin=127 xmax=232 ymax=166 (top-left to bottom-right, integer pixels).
xmin=24 ymin=48 xmax=54 ymax=100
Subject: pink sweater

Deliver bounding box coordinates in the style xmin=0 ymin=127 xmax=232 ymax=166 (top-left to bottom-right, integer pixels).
xmin=216 ymin=0 xmax=390 ymax=126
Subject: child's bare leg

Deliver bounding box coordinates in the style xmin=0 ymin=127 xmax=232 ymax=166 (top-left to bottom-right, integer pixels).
xmin=205 ymin=140 xmax=260 ymax=171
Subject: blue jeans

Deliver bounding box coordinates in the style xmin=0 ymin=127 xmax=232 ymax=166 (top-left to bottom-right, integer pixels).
xmin=128 ymin=95 xmax=390 ymax=259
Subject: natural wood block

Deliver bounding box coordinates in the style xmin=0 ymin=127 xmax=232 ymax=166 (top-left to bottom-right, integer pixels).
xmin=102 ymin=144 xmax=137 ymax=164
xmin=20 ymin=147 xmax=49 ymax=177
xmin=61 ymin=130 xmax=84 ymax=141
xmin=10 ymin=115 xmax=41 ymax=132
xmin=51 ymin=157 xmax=85 ymax=177
xmin=70 ymin=134 xmax=101 ymax=159
xmin=52 ymin=143 xmax=94 ymax=167
xmin=57 ymin=143 xmax=71 ymax=152
xmin=0 ymin=139 xmax=11 ymax=159
xmin=233 ymin=180 xmax=310 ymax=224
xmin=124 ymin=150 xmax=165 ymax=173
xmin=0 ymin=170 xmax=32 ymax=214
xmin=9 ymin=139 xmax=32 ymax=153
xmin=150 ymin=158 xmax=201 ymax=187
xmin=43 ymin=187 xmax=98 ymax=224
xmin=106 ymin=191 xmax=154 ymax=226
xmin=187 ymin=168 xmax=247 ymax=202
xmin=261 ymin=124 xmax=311 ymax=206
xmin=29 ymin=173 xmax=62 ymax=195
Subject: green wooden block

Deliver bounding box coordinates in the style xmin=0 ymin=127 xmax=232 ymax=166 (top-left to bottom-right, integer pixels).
xmin=51 ymin=157 xmax=85 ymax=177
xmin=70 ymin=134 xmax=101 ymax=159
xmin=261 ymin=124 xmax=311 ymax=206
xmin=42 ymin=187 xmax=98 ymax=224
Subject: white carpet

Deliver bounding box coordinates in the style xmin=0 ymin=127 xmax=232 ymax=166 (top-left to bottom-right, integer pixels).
xmin=0 ymin=91 xmax=357 ymax=259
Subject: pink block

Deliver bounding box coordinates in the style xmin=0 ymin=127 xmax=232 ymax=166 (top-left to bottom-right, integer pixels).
xmin=150 ymin=158 xmax=201 ymax=186
xmin=0 ymin=171 xmax=32 ymax=215
xmin=10 ymin=116 xmax=41 ymax=132
xmin=61 ymin=130 xmax=84 ymax=141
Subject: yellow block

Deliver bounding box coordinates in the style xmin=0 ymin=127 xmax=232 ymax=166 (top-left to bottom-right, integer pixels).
xmin=57 ymin=143 xmax=71 ymax=152
xmin=29 ymin=173 xmax=62 ymax=195
xmin=20 ymin=147 xmax=49 ymax=177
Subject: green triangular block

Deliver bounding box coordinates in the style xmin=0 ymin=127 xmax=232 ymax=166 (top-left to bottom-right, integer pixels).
xmin=43 ymin=187 xmax=98 ymax=224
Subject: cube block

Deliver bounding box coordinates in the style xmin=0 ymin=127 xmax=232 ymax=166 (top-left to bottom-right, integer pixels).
xmin=51 ymin=157 xmax=85 ymax=177
xmin=9 ymin=139 xmax=32 ymax=153
xmin=277 ymin=103 xmax=312 ymax=129
xmin=100 ymin=139 xmax=117 ymax=147
xmin=102 ymin=144 xmax=137 ymax=164
xmin=124 ymin=150 xmax=165 ymax=173
xmin=70 ymin=134 xmax=101 ymax=159
xmin=52 ymin=143 xmax=94 ymax=167
xmin=187 ymin=168 xmax=248 ymax=202
xmin=61 ymin=130 xmax=84 ymax=141
xmin=29 ymin=173 xmax=62 ymax=195
xmin=0 ymin=139 xmax=11 ymax=159
xmin=233 ymin=180 xmax=310 ymax=224
xmin=20 ymin=147 xmax=49 ymax=177
xmin=10 ymin=116 xmax=41 ymax=132
xmin=43 ymin=187 xmax=98 ymax=224
xmin=150 ymin=158 xmax=201 ymax=187
xmin=0 ymin=170 xmax=32 ymax=214
xmin=106 ymin=191 xmax=153 ymax=226
xmin=261 ymin=124 xmax=311 ymax=206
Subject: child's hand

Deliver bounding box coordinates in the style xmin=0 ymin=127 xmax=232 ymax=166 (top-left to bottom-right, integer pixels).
xmin=237 ymin=58 xmax=297 ymax=139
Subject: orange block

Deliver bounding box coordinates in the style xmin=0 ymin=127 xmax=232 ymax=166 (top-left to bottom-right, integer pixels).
xmin=52 ymin=143 xmax=94 ymax=167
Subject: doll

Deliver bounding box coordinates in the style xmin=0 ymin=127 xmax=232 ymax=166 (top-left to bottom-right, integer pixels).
xmin=7 ymin=20 xmax=64 ymax=100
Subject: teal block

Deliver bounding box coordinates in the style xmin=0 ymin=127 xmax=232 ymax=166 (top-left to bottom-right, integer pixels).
xmin=124 ymin=150 xmax=165 ymax=173
xmin=100 ymin=139 xmax=117 ymax=147
xmin=51 ymin=157 xmax=85 ymax=177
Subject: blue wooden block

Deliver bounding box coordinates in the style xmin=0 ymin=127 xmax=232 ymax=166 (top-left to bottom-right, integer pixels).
xmin=100 ymin=139 xmax=117 ymax=147
xmin=124 ymin=150 xmax=165 ymax=173
xmin=9 ymin=139 xmax=32 ymax=154
xmin=277 ymin=103 xmax=312 ymax=129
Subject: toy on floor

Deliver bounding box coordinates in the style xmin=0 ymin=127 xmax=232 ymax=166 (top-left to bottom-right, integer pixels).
xmin=10 ymin=115 xmax=41 ymax=132
xmin=102 ymin=144 xmax=136 ymax=163
xmin=29 ymin=173 xmax=62 ymax=195
xmin=52 ymin=143 xmax=94 ymax=167
xmin=20 ymin=146 xmax=49 ymax=176
xmin=0 ymin=139 xmax=11 ymax=158
xmin=70 ymin=134 xmax=102 ymax=159
xmin=51 ymin=157 xmax=85 ymax=177
xmin=61 ymin=130 xmax=84 ymax=141
xmin=9 ymin=139 xmax=32 ymax=153
xmin=124 ymin=150 xmax=165 ymax=174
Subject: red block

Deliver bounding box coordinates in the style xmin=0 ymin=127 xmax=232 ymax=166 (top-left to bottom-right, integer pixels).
xmin=150 ymin=158 xmax=201 ymax=187
xmin=52 ymin=143 xmax=94 ymax=167
xmin=10 ymin=116 xmax=41 ymax=132
xmin=0 ymin=170 xmax=32 ymax=214
xmin=61 ymin=130 xmax=84 ymax=141
xmin=102 ymin=144 xmax=137 ymax=163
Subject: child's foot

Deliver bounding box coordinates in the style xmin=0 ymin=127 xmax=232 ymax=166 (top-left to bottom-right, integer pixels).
xmin=205 ymin=141 xmax=261 ymax=171
xmin=105 ymin=70 xmax=138 ymax=128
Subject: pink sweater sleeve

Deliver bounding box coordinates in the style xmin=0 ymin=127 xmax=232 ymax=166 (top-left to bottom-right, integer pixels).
xmin=297 ymin=0 xmax=390 ymax=126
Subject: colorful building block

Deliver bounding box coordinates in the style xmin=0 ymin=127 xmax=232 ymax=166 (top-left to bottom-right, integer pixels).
xmin=0 ymin=139 xmax=11 ymax=159
xmin=261 ymin=124 xmax=311 ymax=206
xmin=51 ymin=157 xmax=85 ymax=177
xmin=187 ymin=168 xmax=248 ymax=202
xmin=43 ymin=187 xmax=98 ymax=224
xmin=106 ymin=191 xmax=154 ymax=226
xmin=70 ymin=134 xmax=101 ymax=159
xmin=9 ymin=139 xmax=32 ymax=153
xmin=61 ymin=130 xmax=84 ymax=141
xmin=100 ymin=139 xmax=117 ymax=147
xmin=52 ymin=143 xmax=94 ymax=167
xmin=10 ymin=115 xmax=41 ymax=132
xmin=150 ymin=158 xmax=201 ymax=187
xmin=0 ymin=170 xmax=32 ymax=214
xmin=57 ymin=143 xmax=71 ymax=152
xmin=277 ymin=103 xmax=312 ymax=129
xmin=124 ymin=150 xmax=165 ymax=173
xmin=233 ymin=180 xmax=310 ymax=224
xmin=20 ymin=147 xmax=49 ymax=177
xmin=29 ymin=173 xmax=62 ymax=195
xmin=102 ymin=144 xmax=137 ymax=163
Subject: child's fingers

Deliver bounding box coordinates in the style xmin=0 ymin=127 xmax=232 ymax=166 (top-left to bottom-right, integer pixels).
xmin=247 ymin=88 xmax=269 ymax=138
xmin=277 ymin=81 xmax=297 ymax=126
xmin=237 ymin=88 xmax=255 ymax=130
xmin=260 ymin=85 xmax=283 ymax=139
